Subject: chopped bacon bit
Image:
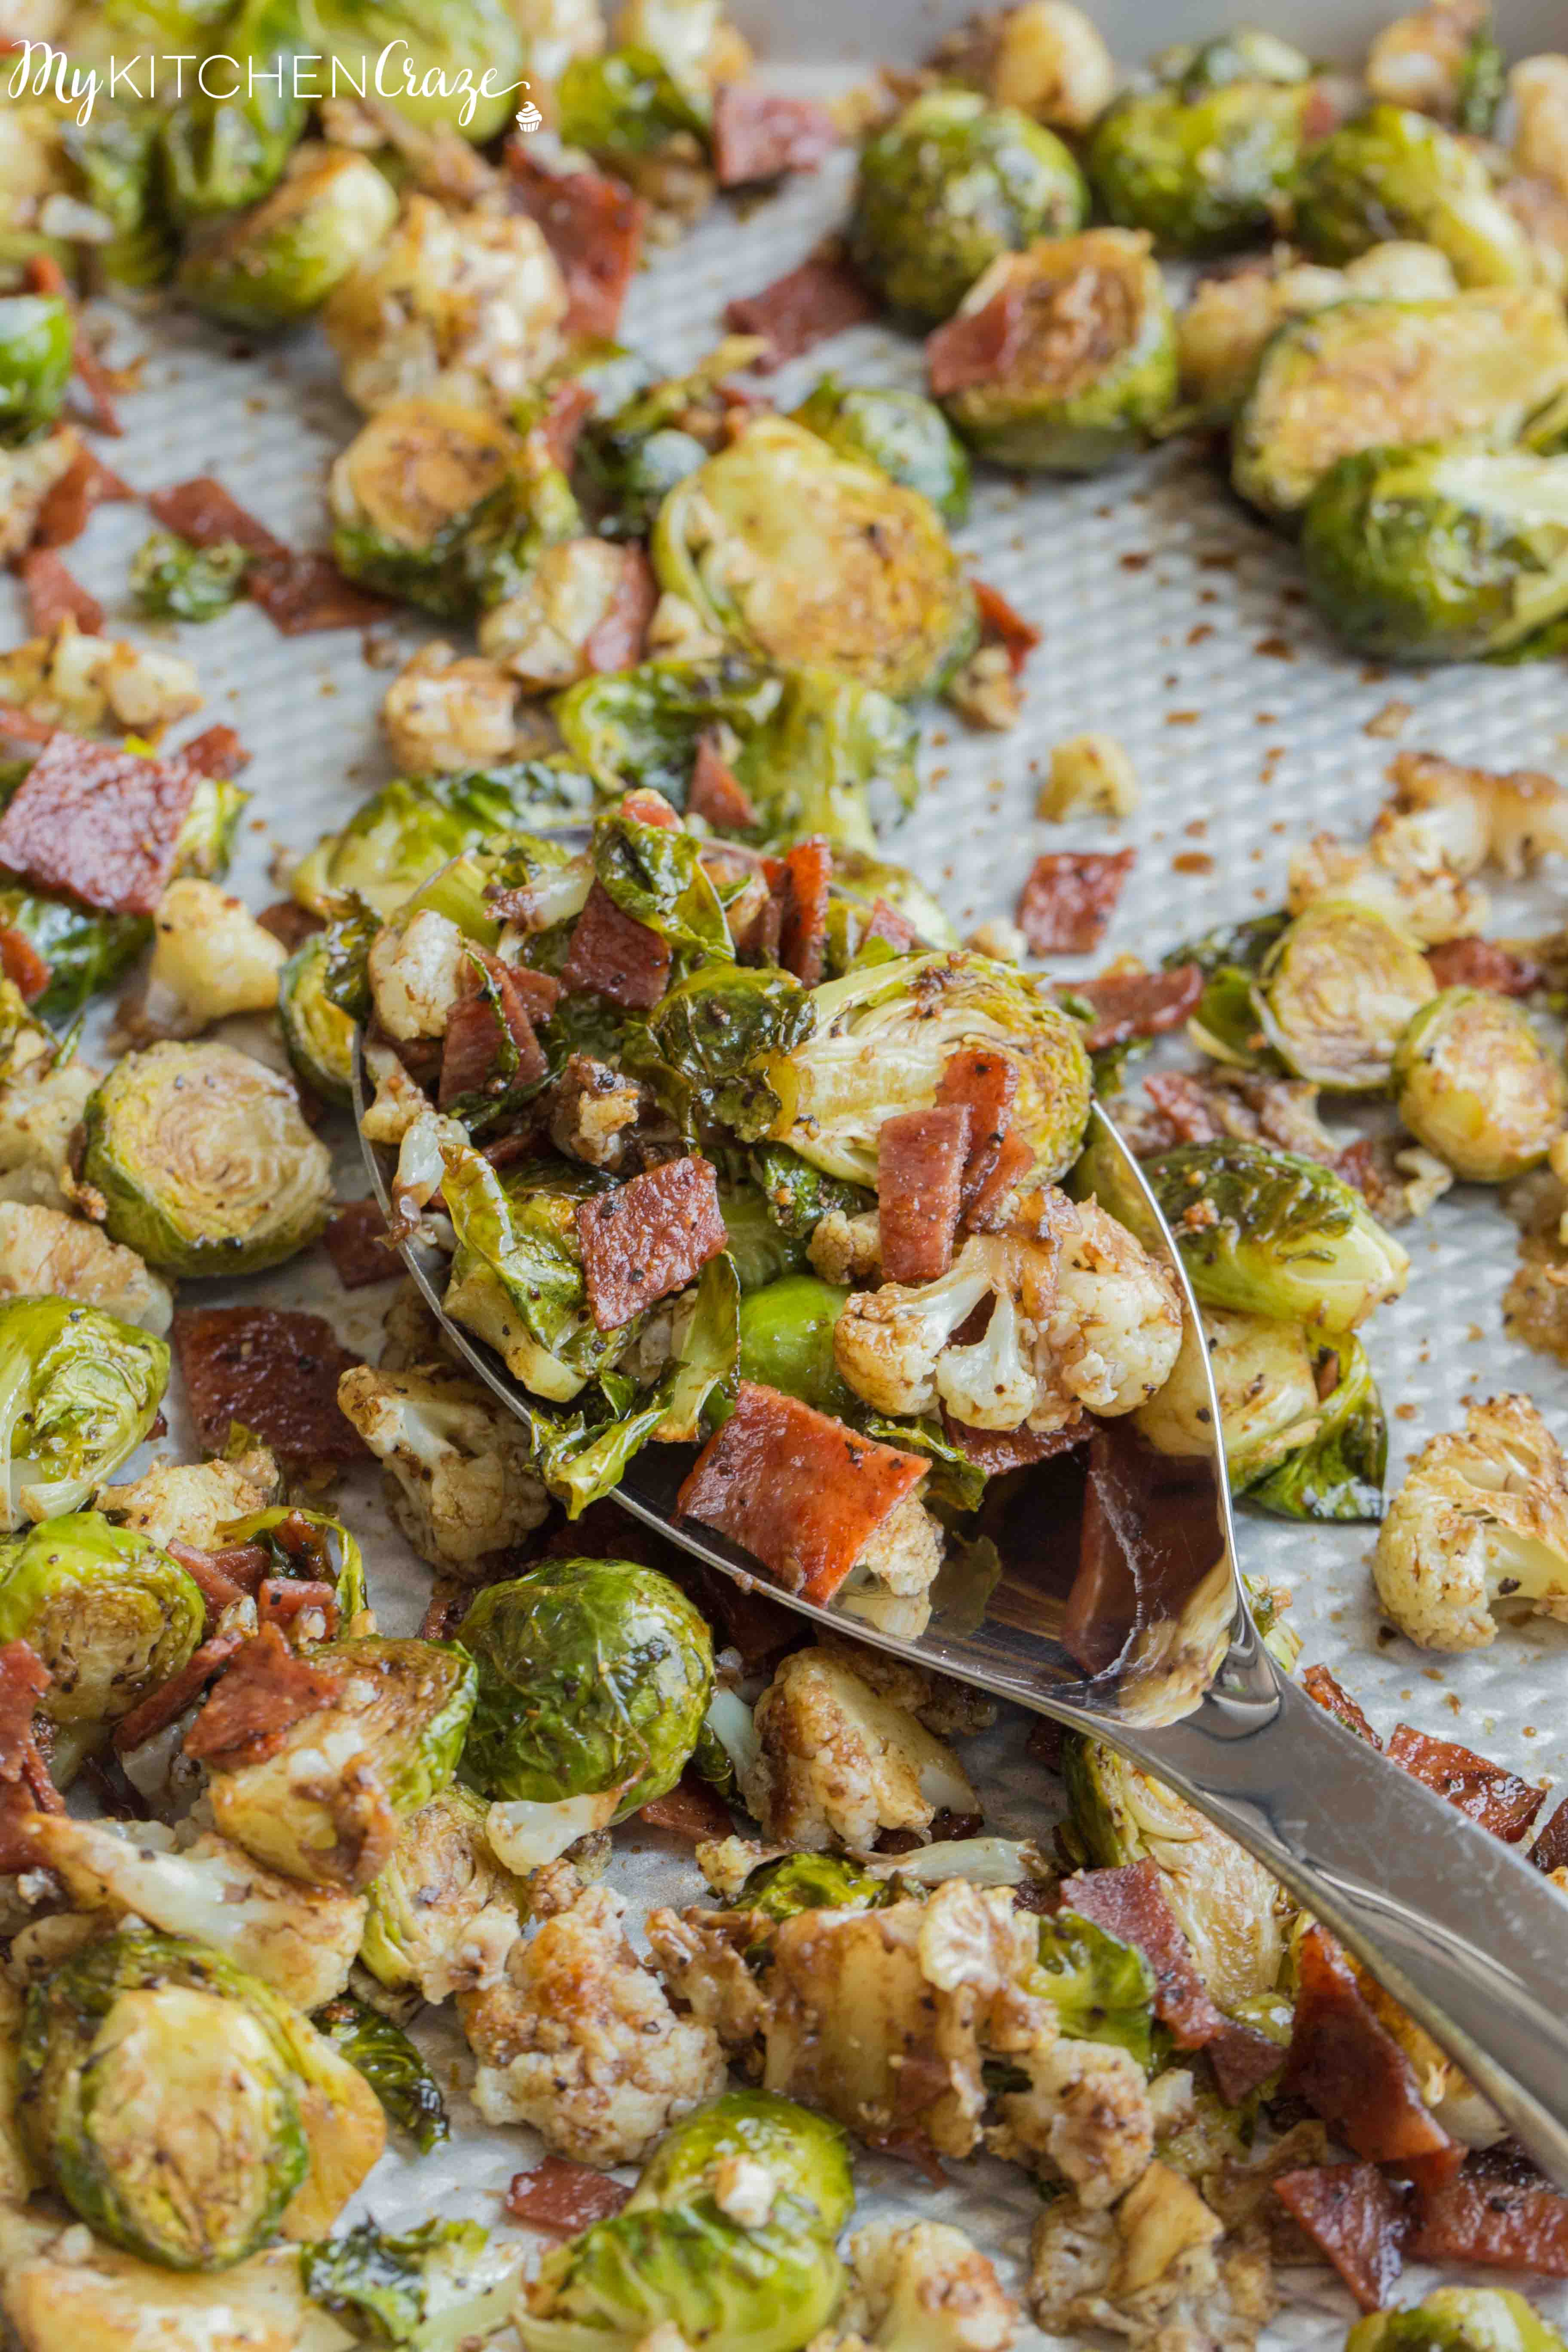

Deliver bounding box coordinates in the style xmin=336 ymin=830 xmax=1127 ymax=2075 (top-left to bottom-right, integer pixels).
xmin=1531 ymin=1794 xmax=1568 ymax=1876
xmin=0 ymin=702 xmax=55 ymax=746
xmin=257 ymin=900 xmax=322 ymax=953
xmin=0 ymin=731 xmax=196 ymax=916
xmin=927 ymin=284 xmax=1026 ymax=398
xmin=149 ymin=476 xmax=286 ymax=559
xmin=177 ymin=1540 xmax=270 ymax=1602
xmin=1060 ymin=1859 xmax=1231 ymax=2052
xmin=1386 ymin=1723 xmax=1545 ymax=1842
xmin=1073 ymin=964 xmax=1204 ymax=1054
xmin=538 ymin=378 xmax=596 ymax=472
xmin=723 ymin=244 xmax=876 ymax=371
xmin=583 ymin=546 xmax=657 ymax=675
xmin=1334 ymin=1137 xmax=1379 ymax=1200
xmin=1139 ymin=1070 xmax=1225 ymax=1146
xmin=112 ymin=1632 xmax=244 ymax=1754
xmin=506 ymin=2156 xmax=633 ymax=2236
xmin=170 ymin=722 xmax=250 ymax=780
xmin=862 ymin=897 xmax=919 ymax=952
xmin=172 ymin=1306 xmax=369 ymax=1464
xmin=711 ymin=84 xmax=838 ymax=187
xmin=505 ymin=152 xmax=646 ymax=340
xmin=0 ymin=1640 xmax=49 ymax=1780
xmin=248 ymin=553 xmax=396 ymax=635
xmin=561 ymin=882 xmax=672 ymax=1010
xmin=166 ymin=1539 xmax=248 ymax=1625
xmin=1426 ymin=936 xmax=1541 ymax=995
xmin=973 ymin=579 xmax=1041 ymax=675
xmin=779 ymin=835 xmax=831 ymax=986
xmin=678 ymin=1379 xmax=928 ymax=1606
xmin=1273 ymin=2164 xmax=1411 ymax=2311
xmin=0 ymin=925 xmax=48 ymax=1004
xmin=937 ymin=1047 xmax=1026 ymax=1225
xmin=184 ymin=1622 xmax=342 ymax=1770
xmin=621 ymin=787 xmax=680 ymax=830
xmin=1208 ymin=2016 xmax=1291 ymax=2105
xmin=941 ymin=1410 xmax=1086 ymax=1474
xmin=576 ymin=1153 xmax=727 ymax=1331
xmin=325 ymin=1199 xmax=396 ymax=1290
xmin=508 ymin=965 xmax=564 ymax=1023
xmin=32 ymin=448 xmax=134 ymax=550
xmin=1303 ymin=1663 xmax=1382 ymax=1748
xmin=688 ymin=732 xmax=758 ymax=832
xmin=17 ymin=548 xmax=101 ymax=637
xmin=1282 ymin=1926 xmax=1461 ymax=2174
xmin=440 ymin=955 xmax=548 ymax=1109
xmin=878 ymin=1104 xmax=971 ymax=1283
xmin=1017 ymin=848 xmax=1136 ymax=956
xmin=257 ymin=1578 xmax=340 ymax=1639
xmin=419 ymin=1579 xmax=470 ymax=1642
xmin=1411 ymin=2149 xmax=1568 ymax=2273
xmin=640 ymin=1769 xmax=733 ymax=1841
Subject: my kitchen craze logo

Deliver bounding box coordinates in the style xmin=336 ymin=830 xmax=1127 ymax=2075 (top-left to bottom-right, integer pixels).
xmin=6 ymin=37 xmax=532 ymax=129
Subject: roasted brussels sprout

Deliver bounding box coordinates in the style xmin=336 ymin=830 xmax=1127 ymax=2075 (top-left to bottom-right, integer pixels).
xmin=80 ymin=1041 xmax=334 ymax=1278
xmin=1143 ymin=1139 xmax=1410 ymax=1331
xmin=176 ymin=142 xmax=398 ymax=331
xmin=313 ymin=0 xmax=529 ymax=140
xmin=0 ymin=1296 xmax=169 ymax=1529
xmin=1349 ymin=2290 xmax=1568 ymax=2352
xmin=935 ymin=230 xmax=1178 ymax=471
xmin=1246 ymin=1333 xmax=1387 ymax=1522
xmin=311 ymin=1991 xmax=449 ymax=2153
xmin=629 ymin=2092 xmax=854 ymax=2231
xmin=0 ymin=1511 xmax=201 ymax=1729
xmin=161 ymin=0 xmax=310 ymax=224
xmin=652 ymin=418 xmax=977 ymax=701
xmin=849 ymin=90 xmax=1087 ymax=325
xmin=1134 ymin=1305 xmax=1323 ymax=1488
xmin=0 ymin=293 xmax=70 ymax=447
xmin=440 ymin=1148 xmax=636 ymax=1401
xmin=359 ymin=1783 xmax=529 ymax=2005
xmin=793 ymin=377 xmax=971 ymax=526
xmin=1392 ymin=986 xmax=1565 ymax=1181
xmin=291 ymin=760 xmax=588 ymax=918
xmin=277 ymin=931 xmax=355 ymax=1109
xmin=1300 ymin=443 xmax=1568 ymax=663
xmin=216 ymin=1504 xmax=368 ymax=1626
xmin=129 ymin=530 xmax=250 ymax=623
xmin=1252 ymin=899 xmax=1437 ymax=1090
xmin=736 ymin=1275 xmax=855 ymax=1420
xmin=1295 ymin=104 xmax=1533 ymax=288
xmin=556 ymin=43 xmax=710 ymax=162
xmin=1030 ymin=1909 xmax=1158 ymax=2068
xmin=1366 ymin=1 xmax=1503 ymax=131
xmin=1084 ymin=40 xmax=1315 ymax=256
xmin=738 ymin=1849 xmax=895 ymax=1922
xmin=302 ymin=2215 xmax=521 ymax=2341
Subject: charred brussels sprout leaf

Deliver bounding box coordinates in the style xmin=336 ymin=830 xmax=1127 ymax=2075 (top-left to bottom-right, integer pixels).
xmin=441 ymin=1146 xmax=627 ymax=1403
xmin=557 ymin=658 xmax=781 ymax=806
xmin=595 ymin=804 xmax=730 ymax=965
xmin=312 ymin=0 xmax=527 ymax=141
xmin=557 ymin=44 xmax=711 ymax=161
xmin=0 ymin=1297 xmax=168 ymax=1530
xmin=292 ymin=761 xmax=591 ymax=919
xmin=748 ymin=1144 xmax=874 ymax=1241
xmin=1349 ymin=2289 xmax=1568 ymax=2352
xmin=129 ymin=530 xmax=250 ymax=622
xmin=1246 ymin=1334 xmax=1387 ymax=1522
xmin=162 ymin=0 xmax=309 ymax=223
xmin=573 ymin=342 xmax=748 ymax=542
xmin=793 ymin=377 xmax=971 ymax=525
xmin=1030 ymin=1910 xmax=1158 ymax=2069
xmin=301 ymin=2216 xmax=522 ymax=2343
xmin=735 ymin=1275 xmax=854 ymax=1421
xmin=633 ymin=962 xmax=812 ymax=1135
xmin=849 ymin=89 xmax=1087 ymax=325
xmin=177 ymin=142 xmax=398 ymax=331
xmin=217 ymin=1504 xmax=368 ymax=1623
xmin=1392 ymin=985 xmax=1565 ymax=1180
xmin=0 ymin=294 xmax=71 ymax=446
xmin=1253 ymin=898 xmax=1436 ymax=1090
xmin=738 ymin=1849 xmax=896 ymax=1921
xmin=1294 ymin=104 xmax=1533 ymax=288
xmin=311 ymin=1993 xmax=448 ymax=2154
xmin=0 ymin=886 xmax=149 ymax=1022
xmin=1085 ymin=65 xmax=1313 ymax=256
xmin=279 ymin=931 xmax=355 ymax=1108
xmin=0 ymin=1510 xmax=202 ymax=1727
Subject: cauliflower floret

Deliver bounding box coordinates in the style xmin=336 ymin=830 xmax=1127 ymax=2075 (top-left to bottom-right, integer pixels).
xmin=1286 ymin=830 xmax=1486 ymax=945
xmin=1341 ymin=240 xmax=1459 ymax=299
xmin=0 ymin=616 xmax=202 ymax=736
xmin=139 ymin=880 xmax=287 ymax=1035
xmin=1372 ymin=1392 xmax=1568 ymax=1650
xmin=1388 ymin=748 xmax=1568 ymax=879
xmin=1029 ymin=2163 xmax=1274 ymax=2352
xmin=359 ymin=1038 xmax=433 ymax=1145
xmin=363 ymin=1788 xmax=529 ymax=2005
xmin=816 ymin=2218 xmax=1019 ymax=2352
xmin=0 ymin=1056 xmax=98 ymax=1211
xmin=741 ymin=1650 xmax=979 ymax=1852
xmin=989 ymin=2035 xmax=1155 ymax=2207
xmin=336 ymin=1359 xmax=550 ymax=1574
xmin=1513 ymin=56 xmax=1568 ymax=196
xmin=946 ymin=643 xmax=1022 ymax=733
xmin=971 ymin=0 xmax=1114 ymax=130
xmin=0 ymin=430 xmax=81 ymax=562
xmin=98 ymin=1451 xmax=279 ymax=1548
xmin=457 ymin=1877 xmax=727 ymax=2165
xmin=480 ymin=538 xmax=645 ymax=692
xmin=1367 ymin=0 xmax=1490 ymax=119
xmin=381 ymin=640 xmax=521 ymax=772
xmin=1038 ymin=732 xmax=1139 ymax=821
xmin=815 ymin=1636 xmax=998 ymax=1740
xmin=807 ymin=1208 xmax=882 ymax=1285
xmin=0 ymin=1201 xmax=170 ymax=1334
xmin=550 ymin=1052 xmax=645 ymax=1170
xmin=965 ymin=919 xmax=1026 ymax=963
xmin=522 ymin=0 xmax=607 ymax=82
xmin=368 ymin=907 xmax=469 ymax=1040
xmin=325 ymin=193 xmax=568 ymax=414
xmin=1044 ymin=1196 xmax=1185 ymax=1417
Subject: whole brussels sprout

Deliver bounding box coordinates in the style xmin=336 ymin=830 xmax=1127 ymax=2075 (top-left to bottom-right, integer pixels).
xmin=1393 ymin=986 xmax=1565 ymax=1181
xmin=557 ymin=44 xmax=711 ymax=164
xmin=278 ymin=930 xmax=355 ymax=1108
xmin=0 ymin=1511 xmax=202 ymax=1728
xmin=1294 ymin=104 xmax=1534 ymax=288
xmin=176 ymin=142 xmax=398 ymax=332
xmin=458 ymin=1558 xmax=713 ymax=1817
xmin=161 ymin=0 xmax=310 ymax=224
xmin=1253 ymin=898 xmax=1436 ymax=1090
xmin=848 ymin=89 xmax=1087 ymax=325
xmin=630 ymin=2092 xmax=853 ymax=2233
xmin=736 ymin=1275 xmax=854 ymax=1420
xmin=359 ymin=1783 xmax=530 ymax=2004
xmin=0 ymin=293 xmax=71 ymax=447
xmin=1085 ymin=43 xmax=1316 ymax=256
xmin=0 ymin=1297 xmax=169 ymax=1530
xmin=934 ymin=230 xmax=1178 ymax=472
xmin=216 ymin=1504 xmax=368 ymax=1624
xmin=1350 ymin=2288 xmax=1568 ymax=2352
xmin=793 ymin=377 xmax=971 ymax=526
xmin=652 ymin=417 xmax=977 ymax=701
xmin=129 ymin=531 xmax=250 ymax=623
xmin=291 ymin=760 xmax=589 ymax=918
xmin=312 ymin=0 xmax=528 ymax=141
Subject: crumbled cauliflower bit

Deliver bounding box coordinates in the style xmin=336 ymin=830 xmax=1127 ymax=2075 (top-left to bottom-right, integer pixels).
xmin=382 ymin=641 xmax=521 ymax=773
xmin=1372 ymin=1391 xmax=1568 ymax=1650
xmin=139 ymin=880 xmax=286 ymax=1036
xmin=1389 ymin=748 xmax=1568 ymax=879
xmin=1039 ymin=732 xmax=1139 ymax=822
xmin=0 ymin=1202 xmax=170 ymax=1335
xmin=0 ymin=1057 xmax=98 ymax=1213
xmin=1367 ymin=0 xmax=1489 ymax=119
xmin=815 ymin=1637 xmax=998 ymax=1740
xmin=807 ymin=1208 xmax=882 ymax=1285
xmin=337 ymin=1360 xmax=550 ymax=1573
xmin=646 ymin=590 xmax=726 ymax=662
xmin=1341 ymin=240 xmax=1458 ymax=299
xmin=98 ymin=1451 xmax=279 ymax=1548
xmin=368 ymin=908 xmax=468 ymax=1040
xmin=359 ymin=1039 xmax=432 ymax=1145
xmin=1512 ymin=55 xmax=1568 ymax=195
xmin=741 ymin=1651 xmax=979 ymax=1852
xmin=989 ymin=2036 xmax=1155 ymax=2206
xmin=983 ymin=0 xmax=1113 ymax=129
xmin=965 ymin=918 xmax=1026 ymax=963
xmin=1029 ymin=2163 xmax=1273 ymax=2352
xmin=0 ymin=616 xmax=202 ymax=735
xmin=550 ymin=1052 xmax=645 ymax=1170
xmin=614 ymin=0 xmax=749 ymax=89
xmin=1394 ymin=1143 xmax=1455 ymax=1220
xmin=480 ymin=538 xmax=640 ymax=692
xmin=1286 ymin=830 xmax=1486 ymax=946
xmin=712 ymin=2152 xmax=779 ymax=2229
xmin=693 ymin=1833 xmax=784 ymax=1902
xmin=0 ymin=430 xmax=80 ymax=562
xmin=850 ymin=1490 xmax=946 ymax=1602
xmin=821 ymin=2218 xmax=1019 ymax=2352
xmin=457 ymin=1879 xmax=726 ymax=2165
xmin=947 ymin=643 xmax=1023 ymax=733
xmin=1045 ymin=1195 xmax=1185 ymax=1418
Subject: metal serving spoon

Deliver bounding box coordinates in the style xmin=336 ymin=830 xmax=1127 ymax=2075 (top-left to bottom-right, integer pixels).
xmin=356 ymin=1055 xmax=1568 ymax=2187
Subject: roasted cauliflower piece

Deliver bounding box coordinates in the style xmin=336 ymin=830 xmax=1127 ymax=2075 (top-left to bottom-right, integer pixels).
xmin=933 ymin=0 xmax=1115 ymax=132
xmin=0 ymin=1201 xmax=170 ymax=1334
xmin=1029 ymin=2162 xmax=1273 ymax=2352
xmin=140 ymin=879 xmax=288 ymax=1035
xmin=0 ymin=616 xmax=202 ymax=736
xmin=368 ymin=906 xmax=469 ymax=1040
xmin=0 ymin=1056 xmax=99 ymax=1212
xmin=458 ymin=1873 xmax=727 ymax=2165
xmin=0 ymin=431 xmax=82 ymax=562
xmin=813 ymin=1636 xmax=998 ymax=1741
xmin=1286 ymin=830 xmax=1486 ymax=946
xmin=1372 ymin=1393 xmax=1568 ymax=1649
xmin=1510 ymin=56 xmax=1568 ymax=196
xmin=381 ymin=640 xmax=523 ymax=772
xmin=818 ymin=2217 xmax=1019 ymax=2351
xmin=97 ymin=1448 xmax=279 ymax=1548
xmin=1388 ymin=748 xmax=1568 ymax=879
xmin=337 ymin=1360 xmax=551 ymax=1576
xmin=1039 ymin=731 xmax=1139 ymax=821
xmin=989 ymin=2034 xmax=1155 ymax=2209
xmin=741 ymin=1650 xmax=980 ymax=1852
xmin=480 ymin=537 xmax=649 ymax=692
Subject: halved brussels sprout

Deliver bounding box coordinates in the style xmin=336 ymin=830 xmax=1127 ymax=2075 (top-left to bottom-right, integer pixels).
xmin=936 ymin=230 xmax=1177 ymax=472
xmin=291 ymin=760 xmax=590 ymax=918
xmin=0 ymin=1510 xmax=202 ymax=1728
xmin=459 ymin=1558 xmax=713 ymax=1819
xmin=311 ymin=1991 xmax=449 ymax=2153
xmin=1030 ymin=1909 xmax=1158 ymax=2069
xmin=360 ymin=1783 xmax=529 ymax=2005
xmin=1350 ymin=2289 xmax=1568 ymax=2352
xmin=176 ymin=142 xmax=398 ymax=332
xmin=1246 ymin=1333 xmax=1387 ymax=1522
xmin=1143 ymin=1138 xmax=1410 ymax=1332
xmin=738 ymin=1850 xmax=895 ymax=1921
xmin=1133 ymin=1305 xmax=1323 ymax=1490
xmin=216 ymin=1505 xmax=368 ymax=1626
xmin=313 ymin=0 xmax=528 ymax=141
xmin=1295 ymin=104 xmax=1534 ymax=288
xmin=0 ymin=1296 xmax=169 ymax=1530
xmin=80 ymin=1041 xmax=334 ymax=1278
xmin=1393 ymin=986 xmax=1565 ymax=1181
xmin=793 ymin=377 xmax=971 ymax=526
xmin=1231 ymin=289 xmax=1568 ymax=521
xmin=1253 ymin=898 xmax=1436 ymax=1090
xmin=161 ymin=0 xmax=309 ymax=224
xmin=278 ymin=931 xmax=355 ymax=1108
xmin=849 ymin=89 xmax=1087 ymax=325
xmin=652 ymin=417 xmax=977 ymax=701
xmin=735 ymin=1275 xmax=855 ymax=1421
xmin=129 ymin=530 xmax=250 ymax=623
xmin=0 ymin=293 xmax=70 ymax=447
xmin=1084 ymin=49 xmax=1315 ymax=256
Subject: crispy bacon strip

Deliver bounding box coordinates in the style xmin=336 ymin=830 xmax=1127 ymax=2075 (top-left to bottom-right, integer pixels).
xmin=183 ymin=1622 xmax=342 ymax=1770
xmin=1060 ymin=1859 xmax=1233 ymax=2050
xmin=927 ymin=283 xmax=1026 ymax=398
xmin=937 ymin=1047 xmax=1027 ymax=1226
xmin=1072 ymin=965 xmax=1204 ymax=1053
xmin=711 ymin=84 xmax=837 ymax=186
xmin=0 ymin=1640 xmax=49 ymax=1779
xmin=1303 ymin=1663 xmax=1382 ymax=1747
xmin=1282 ymin=1926 xmax=1461 ymax=2176
xmin=32 ymin=447 xmax=133 ymax=550
xmin=0 ymin=926 xmax=49 ymax=1004
xmin=560 ymin=883 xmax=671 ymax=1011
xmin=440 ymin=954 xmax=548 ymax=1109
xmin=506 ymin=2156 xmax=633 ymax=2236
xmin=640 ymin=1770 xmax=733 ymax=1841
xmin=688 ymin=732 xmax=758 ymax=831
xmin=1017 ymin=848 xmax=1136 ymax=956
xmin=973 ymin=579 xmax=1041 ymax=675
xmin=112 ymin=1633 xmax=244 ymax=1754
xmin=1425 ymin=937 xmax=1540 ymax=996
xmin=1385 ymin=1723 xmax=1545 ymax=1842
xmin=17 ymin=548 xmax=101 ymax=636
xmin=779 ymin=835 xmax=831 ymax=986
xmin=583 ymin=547 xmax=657 ymax=674
xmin=1411 ymin=2150 xmax=1568 ymax=2273
xmin=148 ymin=476 xmax=288 ymax=560
xmin=678 ymin=1379 xmax=928 ymax=1606
xmin=505 ymin=151 xmax=646 ymax=340
xmin=0 ymin=731 xmax=196 ymax=916
xmin=257 ymin=900 xmax=325 ymax=952
xmin=723 ymin=244 xmax=876 ymax=371
xmin=325 ymin=1199 xmax=396 ymax=1290
xmin=576 ymin=1154 xmax=727 ymax=1331
xmin=1273 ymin=2163 xmax=1411 ymax=2311
xmin=1531 ymin=1795 xmax=1568 ymax=1876
xmin=247 ymin=554 xmax=396 ymax=636
xmin=172 ymin=722 xmax=250 ymax=781
xmin=877 ymin=1105 xmax=971 ymax=1283
xmin=172 ymin=1306 xmax=369 ymax=1464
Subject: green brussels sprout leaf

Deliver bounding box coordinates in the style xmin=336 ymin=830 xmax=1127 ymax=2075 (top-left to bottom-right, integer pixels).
xmin=1030 ymin=1909 xmax=1158 ymax=2070
xmin=311 ymin=1993 xmax=449 ymax=2155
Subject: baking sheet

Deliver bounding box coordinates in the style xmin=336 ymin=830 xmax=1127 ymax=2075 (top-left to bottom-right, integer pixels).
xmin=17 ymin=28 xmax=1568 ymax=2337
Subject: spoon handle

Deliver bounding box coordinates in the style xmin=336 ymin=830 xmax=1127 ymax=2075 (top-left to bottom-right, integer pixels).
xmin=1118 ymin=1663 xmax=1568 ymax=2187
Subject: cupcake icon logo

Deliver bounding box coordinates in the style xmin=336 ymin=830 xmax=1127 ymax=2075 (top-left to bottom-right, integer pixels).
xmin=514 ymin=96 xmax=543 ymax=131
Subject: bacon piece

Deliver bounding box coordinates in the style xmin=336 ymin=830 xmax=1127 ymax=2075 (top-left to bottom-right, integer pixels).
xmin=1426 ymin=937 xmax=1540 ymax=996
xmin=324 ymin=1199 xmax=395 ymax=1290
xmin=679 ymin=1381 xmax=929 ymax=1606
xmin=0 ymin=731 xmax=196 ymax=916
xmin=170 ymin=722 xmax=250 ymax=781
xmin=576 ymin=1153 xmax=727 ymax=1331
xmin=257 ymin=1578 xmax=340 ymax=1638
xmin=32 ymin=447 xmax=133 ymax=550
xmin=149 ymin=476 xmax=286 ymax=559
xmin=0 ymin=1640 xmax=49 ymax=1780
xmin=172 ymin=1306 xmax=369 ymax=1464
xmin=1017 ymin=848 xmax=1136 ymax=956
xmin=1411 ymin=2149 xmax=1568 ymax=2273
xmin=973 ymin=579 xmax=1041 ymax=675
xmin=506 ymin=2156 xmax=633 ymax=2236
xmin=1073 ymin=965 xmax=1204 ymax=1053
xmin=688 ymin=732 xmax=758 ymax=832
xmin=0 ymin=703 xmax=55 ymax=747
xmin=17 ymin=548 xmax=101 ymax=636
xmin=440 ymin=956 xmax=548 ymax=1109
xmin=940 ymin=1410 xmax=1087 ymax=1474
xmin=583 ymin=546 xmax=657 ymax=674
xmin=1208 ymin=2015 xmax=1292 ymax=2105
xmin=561 ymin=882 xmax=671 ymax=1011
xmin=174 ymin=1540 xmax=270 ymax=1602
xmin=779 ymin=835 xmax=831 ymax=986
xmin=167 ymin=1539 xmax=248 ymax=1624
xmin=505 ymin=152 xmax=646 ymax=340
xmin=111 ymin=1633 xmax=244 ymax=1754
xmin=723 ymin=244 xmax=877 ymax=371
xmin=0 ymin=925 xmax=48 ymax=1004
xmin=248 ymin=553 xmax=395 ymax=635
xmin=1060 ymin=1859 xmax=1231 ymax=2051
xmin=1531 ymin=1795 xmax=1568 ymax=1876
xmin=621 ymin=787 xmax=680 ymax=830
xmin=877 ymin=1105 xmax=971 ymax=1283
xmin=862 ymin=897 xmax=919 ymax=952
xmin=1139 ymin=1070 xmax=1227 ymax=1146
xmin=1282 ymin=1926 xmax=1461 ymax=2175
xmin=1273 ymin=2164 xmax=1411 ymax=2311
xmin=927 ymin=283 xmax=1026 ymax=398
xmin=1303 ymin=1662 xmax=1381 ymax=1747
xmin=538 ymin=378 xmax=595 ymax=472
xmin=184 ymin=1622 xmax=342 ymax=1770
xmin=1385 ymin=1723 xmax=1545 ymax=1843
xmin=420 ymin=1580 xmax=470 ymax=1642
xmin=711 ymin=84 xmax=838 ymax=187
xmin=640 ymin=1769 xmax=733 ymax=1841
xmin=257 ymin=900 xmax=325 ymax=953
xmin=937 ymin=1047 xmax=1026 ymax=1225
